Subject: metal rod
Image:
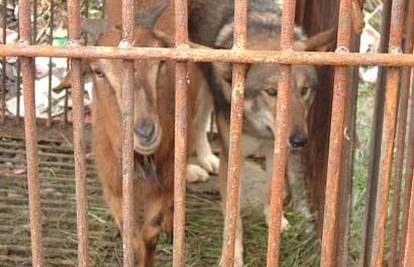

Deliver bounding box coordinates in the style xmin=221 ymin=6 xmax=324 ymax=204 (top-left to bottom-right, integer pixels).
xmin=1 ymin=0 xmax=7 ymax=124
xmin=15 ymin=0 xmax=21 ymax=123
xmin=400 ymin=66 xmax=414 ymax=266
xmin=390 ymin=0 xmax=414 ymax=264
xmin=47 ymin=0 xmax=55 ymax=127
xmin=63 ymin=60 xmax=69 ymax=124
xmin=32 ymin=0 xmax=37 ymax=44
xmin=220 ymin=1 xmax=248 ymax=266
xmin=173 ymin=0 xmax=189 ymax=266
xmin=120 ymin=0 xmax=135 ymax=265
xmin=18 ymin=0 xmax=44 ymax=264
xmin=320 ymin=0 xmax=353 ymax=266
xmin=67 ymin=0 xmax=89 ymax=265
xmin=361 ymin=0 xmax=392 ymax=265
xmin=266 ymin=0 xmax=295 ymax=266
xmin=1 ymin=44 xmax=414 ymax=66
xmin=402 ymin=172 xmax=414 ymax=267
xmin=370 ymin=0 xmax=406 ymax=265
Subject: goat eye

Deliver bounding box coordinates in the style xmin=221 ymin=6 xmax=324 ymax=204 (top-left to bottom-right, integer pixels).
xmin=94 ymin=69 xmax=105 ymax=78
xmin=301 ymin=86 xmax=310 ymax=96
xmin=265 ymin=88 xmax=278 ymax=97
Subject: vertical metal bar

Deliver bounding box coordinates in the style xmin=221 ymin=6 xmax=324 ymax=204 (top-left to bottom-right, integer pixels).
xmin=361 ymin=1 xmax=392 ymax=265
xmin=67 ymin=0 xmax=89 ymax=265
xmin=402 ymin=172 xmax=414 ymax=267
xmin=221 ymin=1 xmax=248 ymax=266
xmin=1 ymin=0 xmax=7 ymax=124
xmin=369 ymin=0 xmax=406 ymax=265
xmin=47 ymin=0 xmax=54 ymax=127
xmin=320 ymin=0 xmax=352 ymax=266
xmin=18 ymin=0 xmax=44 ymax=265
xmin=120 ymin=0 xmax=135 ymax=265
xmin=16 ymin=58 xmax=21 ymax=122
xmin=32 ymin=0 xmax=37 ymax=44
xmin=390 ymin=0 xmax=414 ymax=265
xmin=400 ymin=69 xmax=414 ymax=267
xmin=63 ymin=61 xmax=69 ymax=125
xmin=336 ymin=34 xmax=361 ymax=267
xmin=16 ymin=0 xmax=21 ymax=123
xmin=173 ymin=0 xmax=189 ymax=266
xmin=266 ymin=1 xmax=295 ymax=266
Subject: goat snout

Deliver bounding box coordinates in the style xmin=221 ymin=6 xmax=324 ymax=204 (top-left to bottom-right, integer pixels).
xmin=134 ymin=118 xmax=156 ymax=142
xmin=288 ymin=133 xmax=308 ymax=149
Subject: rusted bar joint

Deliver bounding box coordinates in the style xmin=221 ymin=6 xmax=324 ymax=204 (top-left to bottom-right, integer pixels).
xmin=17 ymin=39 xmax=30 ymax=46
xmin=390 ymin=47 xmax=403 ymax=54
xmin=119 ymin=39 xmax=135 ymax=49
xmin=67 ymin=38 xmax=84 ymax=47
xmin=335 ymin=46 xmax=350 ymax=53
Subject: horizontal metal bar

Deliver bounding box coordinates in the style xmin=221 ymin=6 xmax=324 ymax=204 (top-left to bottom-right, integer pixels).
xmin=0 ymin=44 xmax=413 ymax=66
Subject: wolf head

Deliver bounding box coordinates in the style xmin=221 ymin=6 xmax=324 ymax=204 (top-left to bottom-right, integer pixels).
xmin=213 ymin=26 xmax=335 ymax=149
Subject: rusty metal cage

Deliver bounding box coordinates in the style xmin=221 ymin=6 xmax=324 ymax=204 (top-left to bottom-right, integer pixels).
xmin=0 ymin=0 xmax=413 ymax=266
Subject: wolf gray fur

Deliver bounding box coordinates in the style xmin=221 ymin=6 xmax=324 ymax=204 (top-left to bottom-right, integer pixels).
xmin=187 ymin=0 xmax=335 ymax=266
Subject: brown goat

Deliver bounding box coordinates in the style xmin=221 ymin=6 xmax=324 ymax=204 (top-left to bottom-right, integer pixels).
xmin=55 ymin=4 xmax=215 ymax=266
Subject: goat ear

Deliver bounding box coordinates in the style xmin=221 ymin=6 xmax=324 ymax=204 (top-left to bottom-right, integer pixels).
xmin=53 ymin=61 xmax=91 ymax=94
xmin=135 ymin=0 xmax=170 ymax=28
xmin=293 ymin=27 xmax=337 ymax=51
xmin=80 ymin=18 xmax=115 ymax=45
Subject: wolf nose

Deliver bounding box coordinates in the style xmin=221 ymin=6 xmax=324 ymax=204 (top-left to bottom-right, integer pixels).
xmin=289 ymin=134 xmax=308 ymax=148
xmin=134 ymin=119 xmax=155 ymax=141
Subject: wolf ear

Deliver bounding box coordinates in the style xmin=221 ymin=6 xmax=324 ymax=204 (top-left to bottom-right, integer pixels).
xmin=213 ymin=62 xmax=232 ymax=84
xmin=293 ymin=27 xmax=337 ymax=51
xmin=80 ymin=18 xmax=116 ymax=45
xmin=135 ymin=0 xmax=171 ymax=28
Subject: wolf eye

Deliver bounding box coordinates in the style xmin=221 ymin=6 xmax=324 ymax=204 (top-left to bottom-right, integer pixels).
xmin=301 ymin=86 xmax=310 ymax=96
xmin=265 ymin=88 xmax=278 ymax=97
xmin=94 ymin=69 xmax=105 ymax=78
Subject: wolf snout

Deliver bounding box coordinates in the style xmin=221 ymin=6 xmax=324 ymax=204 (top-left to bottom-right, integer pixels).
xmin=134 ymin=118 xmax=156 ymax=143
xmin=289 ymin=133 xmax=308 ymax=148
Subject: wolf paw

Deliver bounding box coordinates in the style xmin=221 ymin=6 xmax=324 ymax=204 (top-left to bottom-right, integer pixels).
xmin=186 ymin=164 xmax=210 ymax=183
xmin=198 ymin=153 xmax=219 ymax=174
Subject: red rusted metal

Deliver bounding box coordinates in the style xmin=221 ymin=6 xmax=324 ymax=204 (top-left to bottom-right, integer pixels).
xmin=1 ymin=2 xmax=6 ymax=124
xmin=390 ymin=0 xmax=414 ymax=265
xmin=18 ymin=0 xmax=45 ymax=265
xmin=173 ymin=0 xmax=189 ymax=266
xmin=266 ymin=1 xmax=296 ymax=266
xmin=2 ymin=44 xmax=414 ymax=66
xmin=174 ymin=0 xmax=190 ymax=263
xmin=402 ymin=172 xmax=414 ymax=266
xmin=370 ymin=0 xmax=406 ymax=265
xmin=64 ymin=60 xmax=69 ymax=124
xmin=120 ymin=0 xmax=135 ymax=265
xmin=220 ymin=1 xmax=248 ymax=266
xmin=32 ymin=0 xmax=37 ymax=44
xmin=362 ymin=0 xmax=392 ymax=264
xmin=67 ymin=0 xmax=89 ymax=265
xmin=320 ymin=0 xmax=353 ymax=266
xmin=400 ymin=68 xmax=414 ymax=266
xmin=47 ymin=0 xmax=55 ymax=127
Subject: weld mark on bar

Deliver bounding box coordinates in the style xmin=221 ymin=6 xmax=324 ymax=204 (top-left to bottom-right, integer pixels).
xmin=17 ymin=39 xmax=29 ymax=45
xmin=119 ymin=39 xmax=135 ymax=49
xmin=67 ymin=39 xmax=84 ymax=47
xmin=390 ymin=47 xmax=403 ymax=54
xmin=335 ymin=46 xmax=350 ymax=53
